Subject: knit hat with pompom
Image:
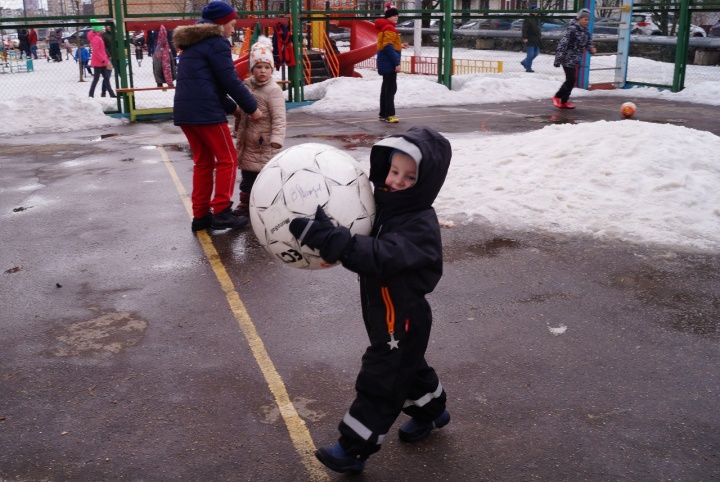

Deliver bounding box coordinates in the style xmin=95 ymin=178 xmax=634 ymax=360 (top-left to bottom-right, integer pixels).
xmin=249 ymin=36 xmax=274 ymax=69
xmin=384 ymin=2 xmax=399 ymax=18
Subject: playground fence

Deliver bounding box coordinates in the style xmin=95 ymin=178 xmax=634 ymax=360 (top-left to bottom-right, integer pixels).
xmin=356 ymin=55 xmax=503 ymax=75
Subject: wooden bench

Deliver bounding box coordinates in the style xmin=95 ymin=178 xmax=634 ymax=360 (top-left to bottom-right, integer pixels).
xmin=117 ymin=81 xmax=293 ymax=122
xmin=116 ymin=86 xmax=175 ymax=122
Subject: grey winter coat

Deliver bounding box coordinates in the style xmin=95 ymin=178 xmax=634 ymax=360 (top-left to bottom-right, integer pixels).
xmin=235 ymin=77 xmax=286 ymax=172
xmin=554 ymin=19 xmax=594 ymax=67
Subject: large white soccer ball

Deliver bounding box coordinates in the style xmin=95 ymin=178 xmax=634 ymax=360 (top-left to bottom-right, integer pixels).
xmin=249 ymin=143 xmax=375 ymax=269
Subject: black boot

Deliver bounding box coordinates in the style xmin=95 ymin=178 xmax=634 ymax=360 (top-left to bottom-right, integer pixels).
xmin=211 ymin=207 xmax=248 ymax=230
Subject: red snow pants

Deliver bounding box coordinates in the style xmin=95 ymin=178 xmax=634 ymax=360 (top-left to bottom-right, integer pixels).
xmin=180 ymin=123 xmax=238 ymax=219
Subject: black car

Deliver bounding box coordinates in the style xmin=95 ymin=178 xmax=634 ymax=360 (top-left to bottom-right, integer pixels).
xmin=470 ymin=15 xmax=517 ymax=30
xmin=709 ymin=19 xmax=720 ymax=37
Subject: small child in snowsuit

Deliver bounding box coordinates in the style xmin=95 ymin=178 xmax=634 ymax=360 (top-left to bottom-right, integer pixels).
xmin=289 ymin=126 xmax=452 ymax=475
xmin=232 ymin=36 xmax=286 ymax=217
xmin=74 ymin=45 xmax=92 ymax=77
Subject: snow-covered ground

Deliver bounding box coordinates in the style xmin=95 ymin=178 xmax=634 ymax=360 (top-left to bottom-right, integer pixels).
xmin=1 ymin=46 xmax=719 ymax=252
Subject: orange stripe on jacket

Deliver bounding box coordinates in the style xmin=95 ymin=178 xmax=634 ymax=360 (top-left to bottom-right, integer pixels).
xmin=381 ymin=286 xmax=395 ymax=334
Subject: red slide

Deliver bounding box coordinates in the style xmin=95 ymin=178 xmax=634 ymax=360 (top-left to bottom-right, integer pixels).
xmin=234 ymin=53 xmax=250 ymax=80
xmin=234 ymin=20 xmax=377 ymax=80
xmin=337 ymin=20 xmax=378 ymax=78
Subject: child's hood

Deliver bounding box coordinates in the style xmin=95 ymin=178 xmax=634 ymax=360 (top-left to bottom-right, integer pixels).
xmin=374 ymin=18 xmax=397 ymax=33
xmin=369 ymin=126 xmax=451 ymax=215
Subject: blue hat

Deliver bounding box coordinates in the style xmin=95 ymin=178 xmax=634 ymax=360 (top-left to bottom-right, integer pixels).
xmin=201 ymin=1 xmax=238 ymax=25
xmin=530 ymin=5 xmax=539 ymax=10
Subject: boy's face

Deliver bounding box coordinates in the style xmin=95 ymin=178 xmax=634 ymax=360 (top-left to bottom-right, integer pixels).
xmin=388 ymin=15 xmax=398 ymax=24
xmin=252 ymin=62 xmax=273 ymax=83
xmin=578 ymin=17 xmax=590 ymax=27
xmin=385 ymin=152 xmax=417 ymax=192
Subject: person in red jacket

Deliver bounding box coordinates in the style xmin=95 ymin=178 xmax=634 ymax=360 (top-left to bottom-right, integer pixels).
xmin=28 ymin=28 xmax=38 ymax=59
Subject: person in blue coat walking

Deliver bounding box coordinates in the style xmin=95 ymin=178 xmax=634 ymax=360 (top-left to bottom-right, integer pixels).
xmin=173 ymin=1 xmax=261 ymax=232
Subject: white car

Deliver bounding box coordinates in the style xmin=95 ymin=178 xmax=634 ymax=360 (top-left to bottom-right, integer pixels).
xmin=3 ymin=33 xmax=19 ymax=48
xmin=631 ymin=12 xmax=706 ymax=37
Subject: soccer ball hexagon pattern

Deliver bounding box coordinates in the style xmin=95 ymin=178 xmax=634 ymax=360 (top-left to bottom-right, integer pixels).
xmin=249 ymin=143 xmax=376 ymax=269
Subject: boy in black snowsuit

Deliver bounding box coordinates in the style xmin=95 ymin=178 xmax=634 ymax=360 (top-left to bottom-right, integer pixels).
xmin=289 ymin=126 xmax=452 ymax=474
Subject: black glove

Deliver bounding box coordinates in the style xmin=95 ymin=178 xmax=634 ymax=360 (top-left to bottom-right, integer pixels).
xmin=289 ymin=205 xmax=352 ymax=264
xmin=554 ymin=61 xmax=561 ymax=68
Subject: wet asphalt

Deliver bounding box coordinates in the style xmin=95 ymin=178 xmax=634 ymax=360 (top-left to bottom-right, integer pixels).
xmin=1 ymin=96 xmax=718 ymax=481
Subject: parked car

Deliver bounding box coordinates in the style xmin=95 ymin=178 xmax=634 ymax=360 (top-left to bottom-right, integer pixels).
xmin=62 ymin=28 xmax=92 ymax=45
xmin=328 ymin=26 xmax=350 ymax=40
xmin=631 ymin=12 xmax=706 ymax=37
xmin=459 ymin=14 xmax=517 ymax=31
xmin=510 ymin=17 xmax=568 ymax=32
xmin=5 ymin=33 xmax=20 ymax=48
xmin=592 ymin=17 xmax=622 ymax=35
xmin=397 ymin=19 xmax=440 ymax=28
xmin=709 ymin=19 xmax=720 ymax=37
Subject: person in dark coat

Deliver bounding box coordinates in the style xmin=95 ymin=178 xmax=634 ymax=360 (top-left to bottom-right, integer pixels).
xmin=520 ymin=5 xmax=542 ymax=72
xmin=552 ymin=8 xmax=597 ymax=109
xmin=17 ymin=29 xmax=31 ymax=58
xmin=289 ymin=126 xmax=453 ymax=475
xmin=48 ymin=28 xmax=62 ymax=62
xmin=173 ymin=1 xmax=261 ymax=232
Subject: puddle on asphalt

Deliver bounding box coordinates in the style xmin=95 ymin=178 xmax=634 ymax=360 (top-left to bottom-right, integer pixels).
xmin=611 ymin=269 xmax=719 ymax=338
xmin=83 ymin=133 xmax=120 ymax=142
xmin=291 ymin=133 xmax=381 ymax=150
xmin=445 ymin=236 xmax=521 ymax=261
xmin=163 ymin=144 xmax=192 ymax=155
xmin=527 ymin=115 xmax=578 ymax=125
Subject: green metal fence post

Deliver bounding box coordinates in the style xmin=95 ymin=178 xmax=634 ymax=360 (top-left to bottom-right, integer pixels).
xmin=290 ymin=0 xmax=302 ymax=102
xmin=672 ymin=0 xmax=690 ymax=92
xmin=441 ymin=0 xmax=453 ymax=89
xmin=112 ymin=0 xmax=129 ymax=112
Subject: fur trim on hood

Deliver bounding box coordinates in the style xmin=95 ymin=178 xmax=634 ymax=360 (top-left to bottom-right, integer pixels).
xmin=173 ymin=23 xmax=224 ymax=50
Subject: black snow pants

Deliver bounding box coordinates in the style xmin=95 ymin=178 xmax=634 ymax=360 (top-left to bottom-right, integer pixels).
xmin=337 ymin=297 xmax=447 ymax=459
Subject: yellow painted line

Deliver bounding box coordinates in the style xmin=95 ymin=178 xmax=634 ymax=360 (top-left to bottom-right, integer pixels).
xmin=159 ymin=147 xmax=329 ymax=482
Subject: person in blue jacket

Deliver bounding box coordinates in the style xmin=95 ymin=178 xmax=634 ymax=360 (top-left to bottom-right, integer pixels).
xmin=374 ymin=3 xmax=408 ymax=123
xmin=173 ymin=1 xmax=261 ymax=232
xmin=74 ymin=45 xmax=92 ymax=77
